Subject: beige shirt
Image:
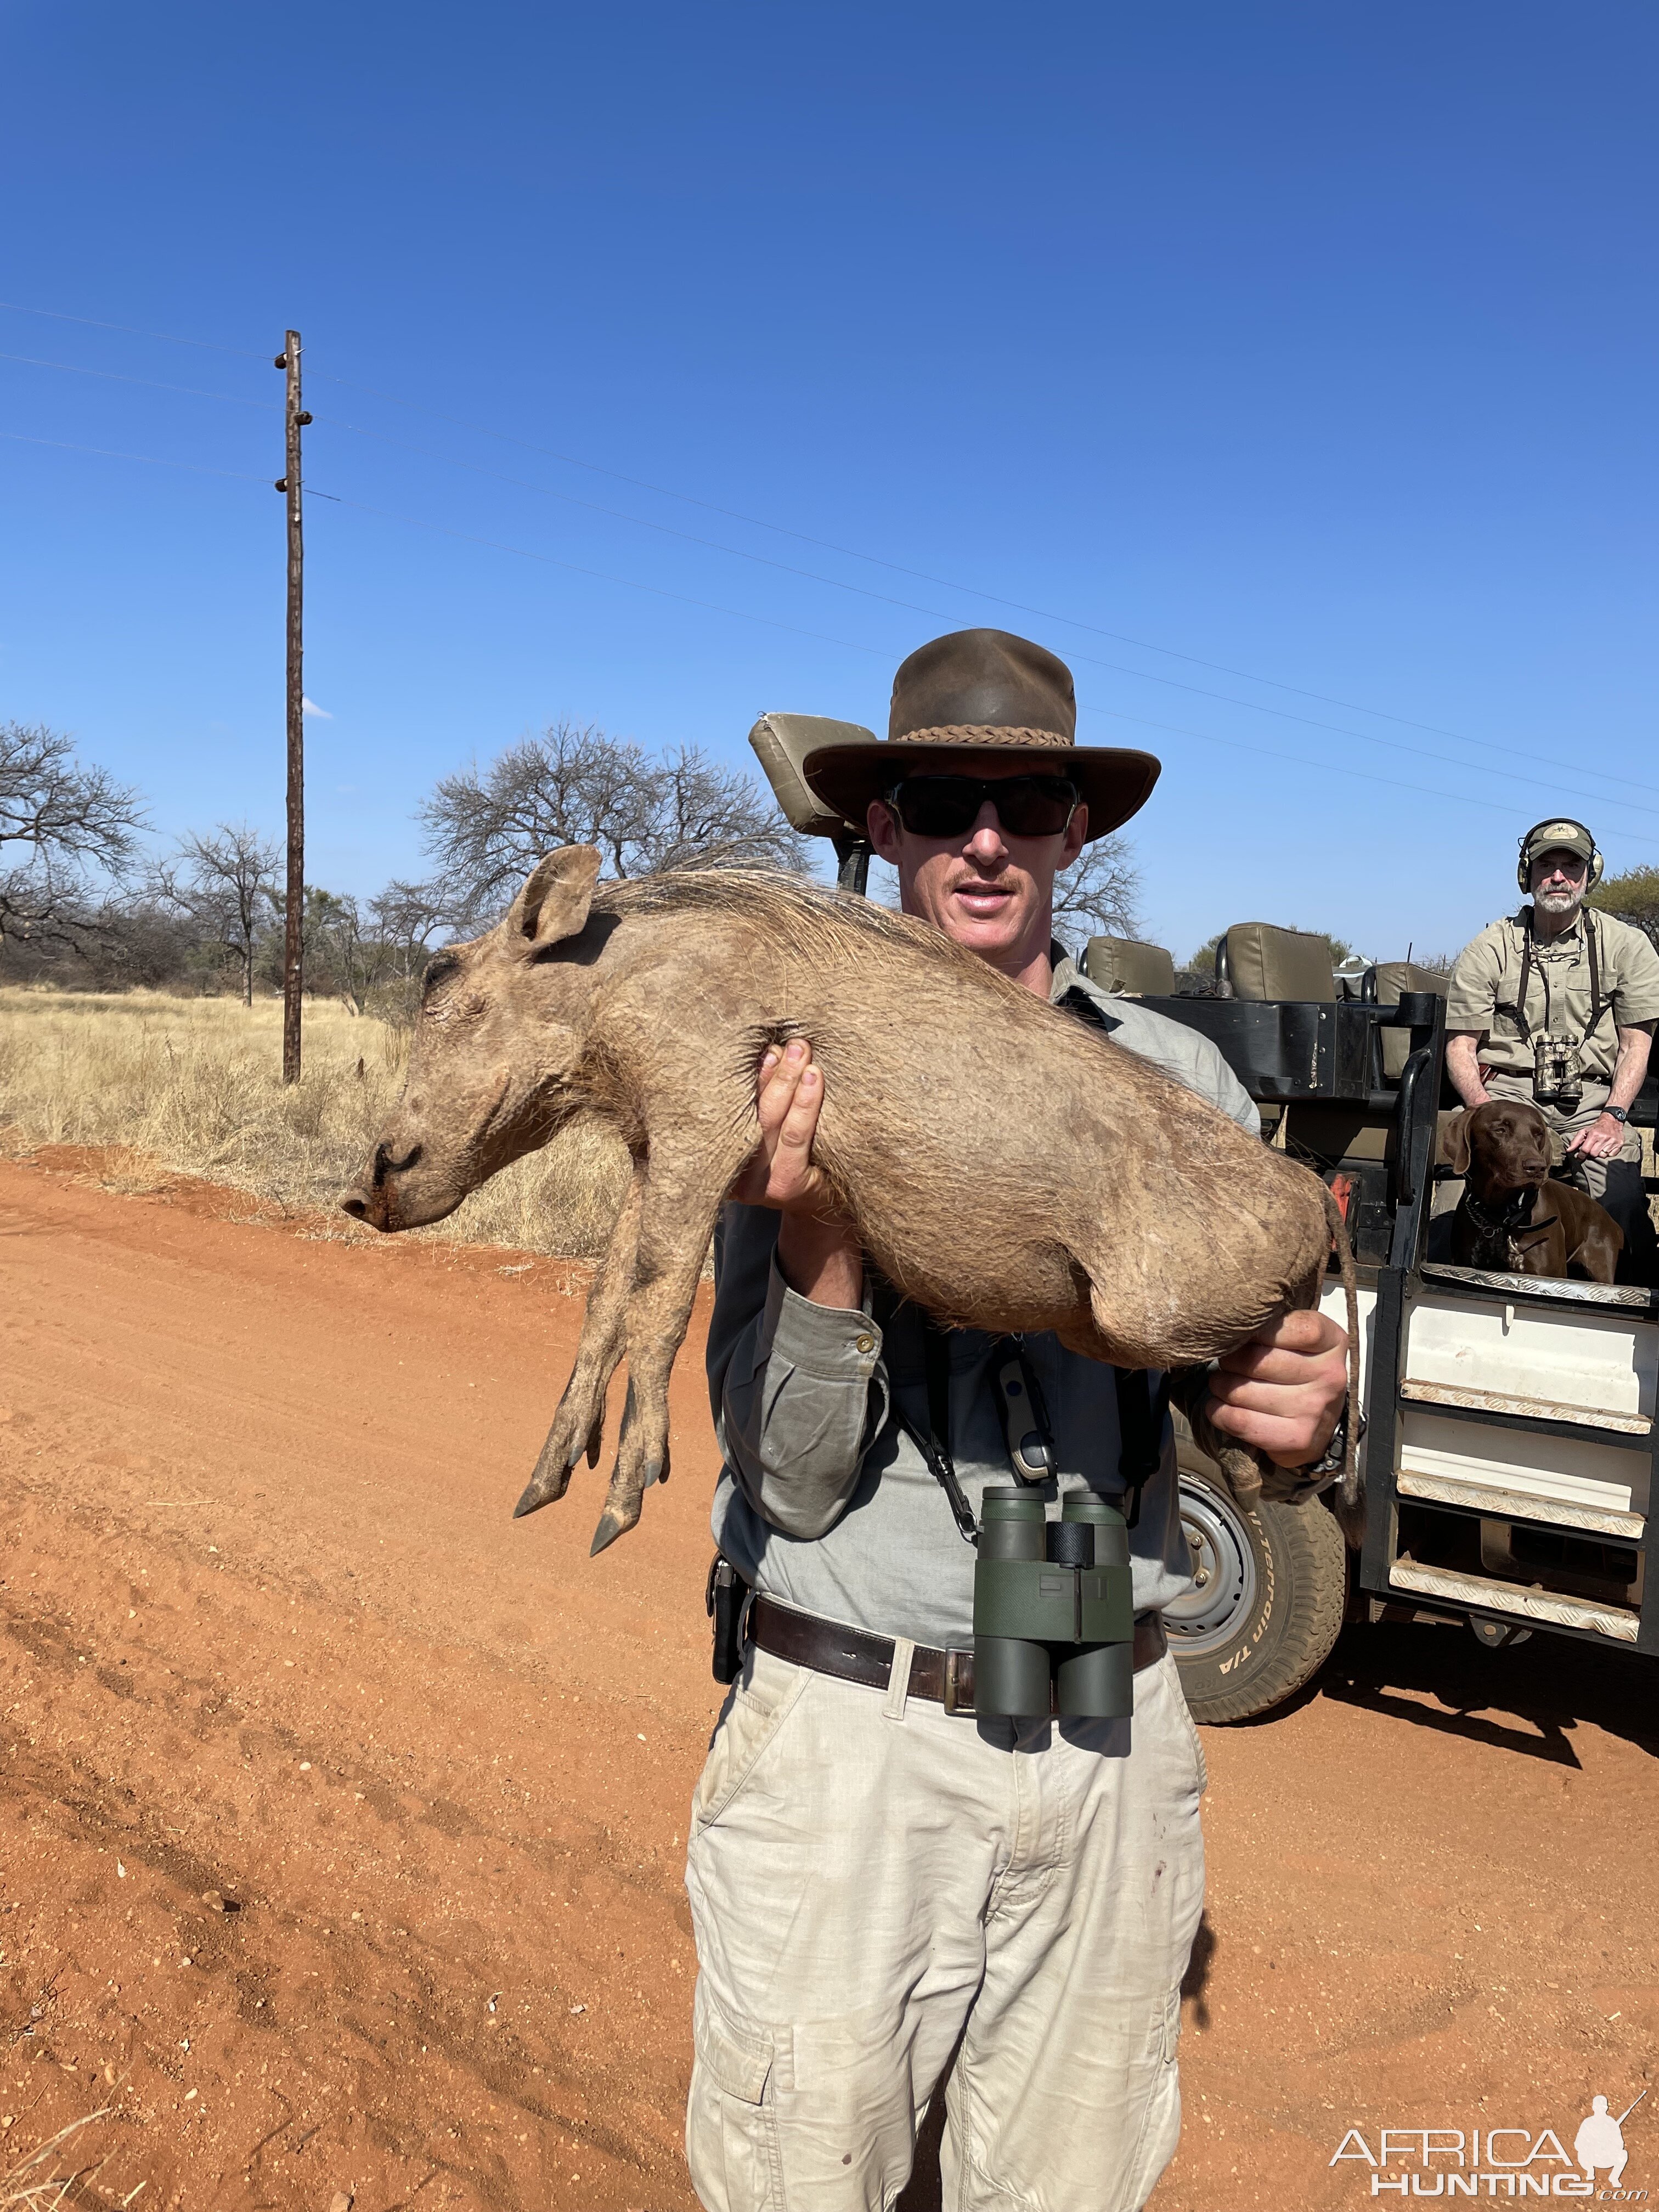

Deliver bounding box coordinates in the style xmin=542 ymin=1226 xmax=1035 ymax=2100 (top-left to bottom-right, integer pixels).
xmin=1447 ymin=906 xmax=1659 ymax=1080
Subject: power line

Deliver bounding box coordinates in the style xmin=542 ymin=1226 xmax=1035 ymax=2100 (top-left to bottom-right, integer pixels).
xmin=4 ymin=294 xmax=1649 ymax=809
xmin=0 ymin=298 xmax=269 ymax=360
xmin=1078 ymin=702 xmax=1659 ymax=849
xmin=314 ymin=483 xmax=1659 ymax=845
xmin=312 ymin=362 xmax=1650 ymax=791
xmin=12 ymin=364 xmax=1658 ymax=845
xmin=0 ymin=349 xmax=280 ymax=410
xmin=317 ymin=491 xmax=892 ymax=659
xmin=0 ymin=429 xmax=275 ymax=486
xmin=314 ymin=408 xmax=1659 ymax=812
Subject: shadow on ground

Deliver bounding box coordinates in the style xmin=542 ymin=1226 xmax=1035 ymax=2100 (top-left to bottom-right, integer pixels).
xmin=1314 ymin=1618 xmax=1657 ymax=1764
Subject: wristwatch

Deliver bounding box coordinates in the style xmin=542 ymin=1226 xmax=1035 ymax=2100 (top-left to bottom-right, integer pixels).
xmin=1606 ymin=1105 xmax=1629 ymax=1124
xmin=1291 ymin=1404 xmax=1367 ymax=1481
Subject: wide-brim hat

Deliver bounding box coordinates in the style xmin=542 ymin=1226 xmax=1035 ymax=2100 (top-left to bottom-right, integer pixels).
xmin=801 ymin=628 xmax=1160 ymax=842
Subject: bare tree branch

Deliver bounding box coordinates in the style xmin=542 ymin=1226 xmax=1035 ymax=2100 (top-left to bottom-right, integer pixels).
xmin=369 ymin=878 xmax=449 ymax=979
xmin=0 ymin=721 xmax=146 ymax=946
xmin=419 ymin=720 xmax=807 ymax=925
xmin=1052 ymin=834 xmax=1141 ymax=941
xmin=149 ymin=824 xmax=280 ymax=1005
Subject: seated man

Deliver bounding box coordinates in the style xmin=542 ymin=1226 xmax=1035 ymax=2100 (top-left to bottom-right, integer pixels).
xmin=1445 ymin=817 xmax=1659 ymax=1280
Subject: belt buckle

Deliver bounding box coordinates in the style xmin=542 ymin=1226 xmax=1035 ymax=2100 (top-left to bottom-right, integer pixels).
xmin=943 ymin=1647 xmax=973 ymax=1716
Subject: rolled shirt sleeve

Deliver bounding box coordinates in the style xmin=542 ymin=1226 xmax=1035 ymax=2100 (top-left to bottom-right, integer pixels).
xmin=707 ymin=1205 xmax=890 ymax=1540
xmin=1447 ymin=924 xmax=1504 ymax=1035
xmin=1609 ymin=919 xmax=1659 ymax=1026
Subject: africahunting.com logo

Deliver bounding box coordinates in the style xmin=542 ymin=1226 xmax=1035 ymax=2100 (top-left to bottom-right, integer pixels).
xmin=1332 ymin=2092 xmax=1647 ymax=2198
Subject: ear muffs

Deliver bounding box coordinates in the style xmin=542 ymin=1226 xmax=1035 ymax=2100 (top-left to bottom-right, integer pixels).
xmin=1441 ymin=1108 xmax=1473 ymax=1177
xmin=1517 ymin=819 xmax=1604 ymax=891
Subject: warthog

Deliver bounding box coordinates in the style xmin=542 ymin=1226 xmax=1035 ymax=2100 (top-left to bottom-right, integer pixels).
xmin=342 ymin=845 xmax=1359 ymax=1554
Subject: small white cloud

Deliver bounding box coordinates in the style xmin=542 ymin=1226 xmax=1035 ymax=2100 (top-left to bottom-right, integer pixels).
xmin=302 ymin=696 xmax=332 ymax=720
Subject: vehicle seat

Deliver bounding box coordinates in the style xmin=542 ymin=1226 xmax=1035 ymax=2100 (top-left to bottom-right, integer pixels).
xmin=1220 ymin=925 xmax=1381 ymax=1168
xmin=1217 ymin=923 xmax=1336 ymax=1002
xmin=1370 ymin=961 xmax=1449 ymax=1004
xmin=1081 ymin=935 xmax=1177 ymax=996
xmin=1369 ymin=962 xmax=1449 ymax=1080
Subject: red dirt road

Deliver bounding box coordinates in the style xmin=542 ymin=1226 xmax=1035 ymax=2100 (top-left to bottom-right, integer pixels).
xmin=1 ymin=1152 xmax=1655 ymax=2212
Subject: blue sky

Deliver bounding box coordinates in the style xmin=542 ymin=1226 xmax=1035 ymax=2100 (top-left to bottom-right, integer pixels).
xmin=2 ymin=1 xmax=1656 ymax=963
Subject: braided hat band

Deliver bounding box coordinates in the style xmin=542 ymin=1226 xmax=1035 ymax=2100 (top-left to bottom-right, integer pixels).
xmin=893 ymin=726 xmax=1072 ymax=752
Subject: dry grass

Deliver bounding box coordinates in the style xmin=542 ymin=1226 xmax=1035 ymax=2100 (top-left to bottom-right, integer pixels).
xmin=0 ymin=987 xmax=629 ymax=1259
xmin=0 ymin=2106 xmax=117 ymax=2211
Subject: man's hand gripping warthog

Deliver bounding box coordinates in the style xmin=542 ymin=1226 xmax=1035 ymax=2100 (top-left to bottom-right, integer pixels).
xmin=342 ymin=842 xmax=1361 ymax=1553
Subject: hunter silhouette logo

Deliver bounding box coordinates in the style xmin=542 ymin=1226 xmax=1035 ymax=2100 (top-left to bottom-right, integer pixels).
xmin=1576 ymin=2096 xmax=1645 ymax=2191
xmin=1331 ymin=2090 xmax=1647 ymax=2197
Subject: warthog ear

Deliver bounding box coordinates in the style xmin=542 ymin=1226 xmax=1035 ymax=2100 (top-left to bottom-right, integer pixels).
xmin=507 ymin=845 xmax=602 ymax=951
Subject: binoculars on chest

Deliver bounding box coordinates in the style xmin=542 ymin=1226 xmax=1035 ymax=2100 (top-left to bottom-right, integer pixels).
xmin=1533 ymin=1035 xmax=1584 ymax=1111
xmin=972 ymin=1487 xmax=1136 ymax=1720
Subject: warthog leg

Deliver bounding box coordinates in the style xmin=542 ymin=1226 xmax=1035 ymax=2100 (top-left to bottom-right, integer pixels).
xmin=588 ymin=1137 xmax=743 ymax=1556
xmin=514 ymin=1157 xmax=645 ymax=1520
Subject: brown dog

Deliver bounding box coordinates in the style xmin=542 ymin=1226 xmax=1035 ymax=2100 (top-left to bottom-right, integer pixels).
xmin=1445 ymin=1100 xmax=1622 ymax=1283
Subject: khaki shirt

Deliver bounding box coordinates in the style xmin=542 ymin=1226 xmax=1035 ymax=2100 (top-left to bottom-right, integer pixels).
xmin=1447 ymin=907 xmax=1659 ymax=1080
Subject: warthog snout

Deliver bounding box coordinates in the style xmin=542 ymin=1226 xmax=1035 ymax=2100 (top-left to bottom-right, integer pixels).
xmin=339 ymin=1138 xmax=424 ymax=1230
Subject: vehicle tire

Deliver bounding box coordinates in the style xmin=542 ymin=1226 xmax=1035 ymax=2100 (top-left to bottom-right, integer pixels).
xmin=1166 ymin=1417 xmax=1350 ymax=1724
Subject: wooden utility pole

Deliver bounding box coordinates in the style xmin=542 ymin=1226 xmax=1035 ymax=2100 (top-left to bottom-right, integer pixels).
xmin=275 ymin=329 xmax=310 ymax=1084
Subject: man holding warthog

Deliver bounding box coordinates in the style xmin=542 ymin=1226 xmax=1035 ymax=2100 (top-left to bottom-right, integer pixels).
xmin=340 ymin=623 xmax=1353 ymax=2211
xmin=691 ymin=629 xmax=1350 ymax=2212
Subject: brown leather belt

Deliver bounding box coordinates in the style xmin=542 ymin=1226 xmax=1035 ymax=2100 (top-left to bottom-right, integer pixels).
xmin=747 ymin=1593 xmax=1166 ymax=1717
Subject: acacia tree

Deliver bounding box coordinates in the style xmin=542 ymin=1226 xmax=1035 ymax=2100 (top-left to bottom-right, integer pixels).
xmin=0 ymin=721 xmax=145 ymax=948
xmin=419 ymin=719 xmax=806 ymax=926
xmin=303 ymin=888 xmax=386 ymax=1015
xmin=151 ymin=824 xmax=281 ymax=1005
xmin=1053 ymin=836 xmax=1141 ymax=941
xmin=1591 ymin=867 xmax=1659 ymax=951
xmin=369 ymin=878 xmax=448 ymax=980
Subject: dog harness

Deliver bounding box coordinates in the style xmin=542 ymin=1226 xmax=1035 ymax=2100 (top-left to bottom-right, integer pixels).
xmin=1459 ymin=1183 xmax=1558 ymax=1264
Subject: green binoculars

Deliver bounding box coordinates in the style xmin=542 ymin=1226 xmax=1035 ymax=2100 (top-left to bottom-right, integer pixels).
xmin=972 ymin=1487 xmax=1136 ymax=1720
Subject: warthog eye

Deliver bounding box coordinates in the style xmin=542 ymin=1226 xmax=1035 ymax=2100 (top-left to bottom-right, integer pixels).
xmin=421 ymin=950 xmax=462 ymax=1002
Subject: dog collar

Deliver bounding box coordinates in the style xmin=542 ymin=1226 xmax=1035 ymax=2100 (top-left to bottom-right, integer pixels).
xmin=1463 ymin=1186 xmax=1538 ymax=1239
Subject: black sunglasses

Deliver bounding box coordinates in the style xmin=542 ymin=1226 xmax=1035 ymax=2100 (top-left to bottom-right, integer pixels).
xmin=883 ymin=773 xmax=1080 ymax=840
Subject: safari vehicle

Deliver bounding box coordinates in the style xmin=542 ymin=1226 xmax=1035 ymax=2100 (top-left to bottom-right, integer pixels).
xmin=1088 ymin=921 xmax=1656 ymax=1720
xmin=749 ymin=715 xmax=1659 ymax=1725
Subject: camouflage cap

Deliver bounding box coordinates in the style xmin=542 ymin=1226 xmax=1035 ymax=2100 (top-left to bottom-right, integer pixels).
xmin=1522 ymin=819 xmax=1595 ymax=865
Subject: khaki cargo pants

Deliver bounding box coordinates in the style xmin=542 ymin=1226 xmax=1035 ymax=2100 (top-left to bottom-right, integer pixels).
xmin=684 ymin=1641 xmax=1206 ymax=2212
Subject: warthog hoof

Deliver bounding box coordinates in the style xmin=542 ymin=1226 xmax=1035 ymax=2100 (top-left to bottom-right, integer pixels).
xmin=513 ymin=1410 xmax=607 ymax=1521
xmin=587 ymin=1441 xmax=669 ymax=1555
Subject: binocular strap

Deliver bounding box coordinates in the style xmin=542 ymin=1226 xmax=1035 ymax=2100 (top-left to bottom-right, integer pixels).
xmin=872 ymin=1274 xmax=1169 ymax=1544
xmin=1507 ymin=906 xmax=1607 ymax=1049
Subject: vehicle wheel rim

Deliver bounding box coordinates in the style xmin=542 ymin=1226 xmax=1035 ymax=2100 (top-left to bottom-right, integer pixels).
xmin=1166 ymin=1480 xmax=1258 ymax=1655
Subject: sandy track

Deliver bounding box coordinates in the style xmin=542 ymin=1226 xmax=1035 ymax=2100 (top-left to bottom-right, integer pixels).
xmin=0 ymin=1152 xmax=1654 ymax=2212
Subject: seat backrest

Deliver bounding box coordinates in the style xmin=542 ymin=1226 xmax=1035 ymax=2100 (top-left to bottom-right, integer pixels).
xmin=1220 ymin=922 xmax=1336 ymax=1003
xmin=1368 ymin=960 xmax=1450 ymax=1080
xmin=1081 ymin=935 xmax=1177 ymax=996
xmin=1370 ymin=960 xmax=1449 ymax=1003
xmin=747 ymin=713 xmax=872 ymax=838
